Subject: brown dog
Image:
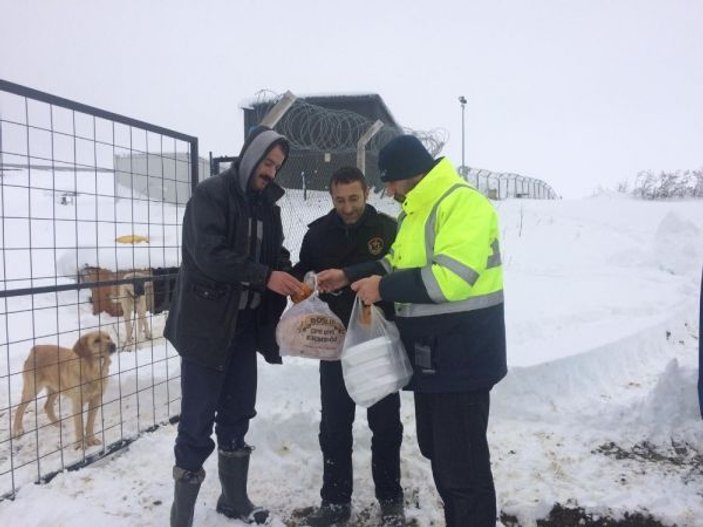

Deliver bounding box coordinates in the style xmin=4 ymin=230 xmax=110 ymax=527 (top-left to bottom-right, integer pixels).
xmin=12 ymin=331 xmax=117 ymax=449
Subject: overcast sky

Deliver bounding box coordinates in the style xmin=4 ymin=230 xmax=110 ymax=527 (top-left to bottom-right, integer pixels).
xmin=1 ymin=0 xmax=701 ymax=198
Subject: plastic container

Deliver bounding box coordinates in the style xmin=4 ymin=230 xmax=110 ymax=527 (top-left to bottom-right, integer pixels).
xmin=343 ymin=361 xmax=397 ymax=384
xmin=342 ymin=336 xmax=393 ymax=366
xmin=341 ymin=298 xmax=413 ymax=408
xmin=342 ymin=335 xmax=410 ymax=407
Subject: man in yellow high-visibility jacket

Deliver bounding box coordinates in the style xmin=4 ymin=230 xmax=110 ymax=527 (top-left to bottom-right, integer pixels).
xmin=318 ymin=135 xmax=507 ymax=527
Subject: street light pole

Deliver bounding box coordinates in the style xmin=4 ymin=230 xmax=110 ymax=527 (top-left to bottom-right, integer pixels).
xmin=458 ymin=96 xmax=467 ymax=177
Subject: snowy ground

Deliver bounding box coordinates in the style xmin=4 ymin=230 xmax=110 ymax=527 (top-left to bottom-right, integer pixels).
xmin=1 ymin=182 xmax=702 ymax=526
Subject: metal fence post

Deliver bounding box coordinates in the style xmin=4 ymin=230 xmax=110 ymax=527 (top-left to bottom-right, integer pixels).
xmin=357 ymin=120 xmax=384 ymax=175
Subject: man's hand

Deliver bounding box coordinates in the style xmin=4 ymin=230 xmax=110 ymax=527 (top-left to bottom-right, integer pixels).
xmin=267 ymin=270 xmax=306 ymax=297
xmin=351 ymin=275 xmax=382 ymax=305
xmin=316 ymin=269 xmax=349 ymax=293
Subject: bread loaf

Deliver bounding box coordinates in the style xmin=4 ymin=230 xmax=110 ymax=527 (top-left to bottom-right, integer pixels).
xmin=277 ymin=312 xmax=346 ymax=360
xmin=290 ymin=283 xmax=313 ymax=304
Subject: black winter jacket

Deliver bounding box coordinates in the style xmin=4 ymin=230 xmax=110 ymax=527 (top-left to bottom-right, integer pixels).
xmin=292 ymin=205 xmax=396 ymax=327
xmin=164 ymin=132 xmax=290 ymax=370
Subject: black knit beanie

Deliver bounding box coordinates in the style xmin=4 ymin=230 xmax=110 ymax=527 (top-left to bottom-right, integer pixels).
xmin=378 ymin=135 xmax=435 ymax=182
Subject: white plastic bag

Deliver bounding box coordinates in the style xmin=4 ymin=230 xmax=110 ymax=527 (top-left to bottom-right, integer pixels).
xmin=341 ymin=297 xmax=413 ymax=407
xmin=275 ymin=288 xmax=346 ymax=360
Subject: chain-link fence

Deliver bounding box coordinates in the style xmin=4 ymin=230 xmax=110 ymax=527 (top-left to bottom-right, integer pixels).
xmin=465 ymin=167 xmax=559 ymax=200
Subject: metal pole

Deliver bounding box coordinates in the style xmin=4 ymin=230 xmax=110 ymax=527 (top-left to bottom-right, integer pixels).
xmin=260 ymin=90 xmax=297 ymax=128
xmin=190 ymin=139 xmax=199 ymax=194
xmin=356 ymin=120 xmax=384 ymax=174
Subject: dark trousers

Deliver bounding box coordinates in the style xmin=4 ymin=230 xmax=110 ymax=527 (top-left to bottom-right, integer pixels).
xmin=174 ymin=311 xmax=258 ymax=471
xmin=415 ymin=390 xmax=496 ymax=527
xmin=319 ymin=360 xmax=403 ymax=504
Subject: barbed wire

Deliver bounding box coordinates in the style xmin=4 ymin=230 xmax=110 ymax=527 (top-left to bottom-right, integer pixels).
xmin=248 ymin=90 xmax=557 ymax=198
xmin=249 ymin=90 xmax=447 ymax=155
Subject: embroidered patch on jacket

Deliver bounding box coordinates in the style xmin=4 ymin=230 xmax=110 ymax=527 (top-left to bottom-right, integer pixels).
xmin=368 ymin=237 xmax=384 ymax=255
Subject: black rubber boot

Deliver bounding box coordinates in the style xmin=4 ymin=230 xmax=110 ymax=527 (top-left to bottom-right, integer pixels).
xmin=304 ymin=501 xmax=352 ymax=526
xmin=380 ymin=498 xmax=405 ymax=527
xmin=170 ymin=466 xmax=205 ymax=527
xmin=216 ymin=446 xmax=269 ymax=524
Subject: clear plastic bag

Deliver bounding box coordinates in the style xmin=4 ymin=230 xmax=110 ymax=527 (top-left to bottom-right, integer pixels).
xmin=275 ymin=275 xmax=346 ymax=360
xmin=341 ymin=297 xmax=413 ymax=407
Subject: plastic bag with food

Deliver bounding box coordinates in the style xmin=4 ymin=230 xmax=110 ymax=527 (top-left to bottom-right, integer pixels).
xmin=275 ymin=273 xmax=346 ymax=360
xmin=341 ymin=296 xmax=413 ymax=407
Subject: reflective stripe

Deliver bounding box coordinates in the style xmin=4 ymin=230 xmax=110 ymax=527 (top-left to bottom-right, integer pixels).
xmin=424 ymin=183 xmax=467 ymax=260
xmin=487 ymin=239 xmax=501 ymax=268
xmin=397 ymin=211 xmax=407 ymax=230
xmin=420 ymin=265 xmax=446 ymax=302
xmin=395 ymin=290 xmax=504 ymax=317
xmin=434 ymin=254 xmax=479 ymax=286
xmin=380 ymin=258 xmax=393 ymax=274
xmin=421 ymin=183 xmax=480 ymax=298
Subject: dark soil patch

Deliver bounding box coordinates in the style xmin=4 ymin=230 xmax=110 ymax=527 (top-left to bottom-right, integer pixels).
xmin=595 ymin=440 xmax=702 ymax=465
xmin=499 ymin=439 xmax=702 ymax=526
xmin=501 ymin=504 xmax=670 ymax=527
xmin=286 ymin=505 xmax=421 ymax=526
xmin=595 ymin=440 xmax=703 ymax=483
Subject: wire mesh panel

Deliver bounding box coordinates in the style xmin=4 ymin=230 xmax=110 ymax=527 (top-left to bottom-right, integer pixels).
xmin=0 ymin=80 xmax=196 ymax=499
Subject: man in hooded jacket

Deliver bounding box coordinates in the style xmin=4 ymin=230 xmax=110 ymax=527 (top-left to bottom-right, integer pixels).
xmin=165 ymin=125 xmax=305 ymax=526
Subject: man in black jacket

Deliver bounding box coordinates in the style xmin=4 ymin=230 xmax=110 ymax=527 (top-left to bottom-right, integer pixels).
xmin=165 ymin=126 xmax=305 ymax=527
xmin=292 ymin=167 xmax=404 ymax=527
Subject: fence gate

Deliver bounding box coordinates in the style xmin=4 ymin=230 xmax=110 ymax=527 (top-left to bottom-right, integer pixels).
xmin=0 ymin=79 xmax=197 ymax=499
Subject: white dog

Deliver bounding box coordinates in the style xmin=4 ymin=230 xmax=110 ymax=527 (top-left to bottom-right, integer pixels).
xmin=114 ymin=271 xmax=153 ymax=346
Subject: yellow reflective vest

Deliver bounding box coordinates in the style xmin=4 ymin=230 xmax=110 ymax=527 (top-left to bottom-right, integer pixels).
xmin=382 ymin=157 xmax=504 ymax=318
